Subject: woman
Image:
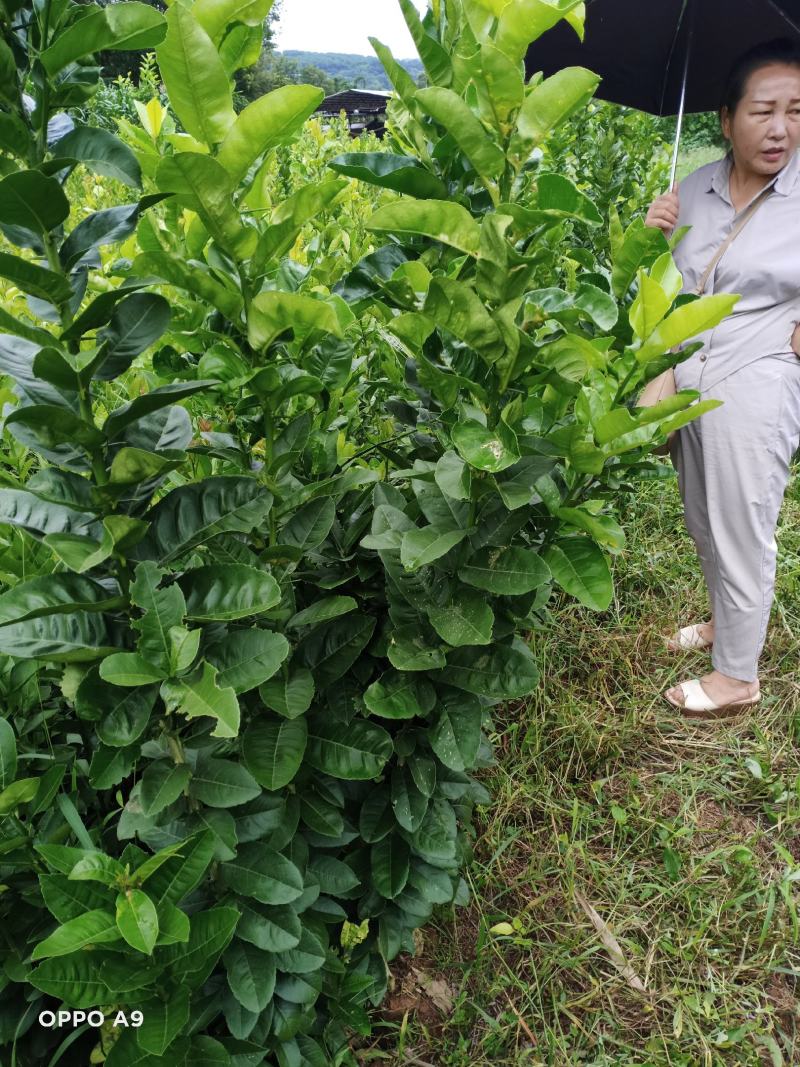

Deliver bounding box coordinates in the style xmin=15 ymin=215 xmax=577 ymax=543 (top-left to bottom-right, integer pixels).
xmin=645 ymin=37 xmax=800 ymax=720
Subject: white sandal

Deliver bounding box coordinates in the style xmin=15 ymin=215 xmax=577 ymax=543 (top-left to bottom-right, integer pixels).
xmin=666 ymin=623 xmax=713 ymax=651
xmin=664 ymin=677 xmax=760 ymax=720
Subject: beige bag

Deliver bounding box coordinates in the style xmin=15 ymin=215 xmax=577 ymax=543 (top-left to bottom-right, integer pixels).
xmin=636 ymin=184 xmax=774 ymax=455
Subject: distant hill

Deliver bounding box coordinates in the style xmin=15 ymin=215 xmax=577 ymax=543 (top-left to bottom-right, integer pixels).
xmin=280 ymin=50 xmax=423 ymax=90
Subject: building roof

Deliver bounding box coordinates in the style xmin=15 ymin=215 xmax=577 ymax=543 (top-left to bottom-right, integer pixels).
xmin=316 ymin=88 xmax=393 ymax=115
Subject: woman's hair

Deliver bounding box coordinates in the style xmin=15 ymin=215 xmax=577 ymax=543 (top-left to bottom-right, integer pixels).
xmin=721 ymin=37 xmax=800 ymax=115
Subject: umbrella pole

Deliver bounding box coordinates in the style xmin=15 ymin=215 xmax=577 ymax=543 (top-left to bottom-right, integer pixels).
xmin=667 ymin=0 xmax=697 ymax=190
xmin=668 ymin=37 xmax=691 ymax=188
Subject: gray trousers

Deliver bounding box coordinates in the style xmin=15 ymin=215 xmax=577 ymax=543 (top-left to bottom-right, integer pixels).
xmin=668 ymin=355 xmax=800 ymax=682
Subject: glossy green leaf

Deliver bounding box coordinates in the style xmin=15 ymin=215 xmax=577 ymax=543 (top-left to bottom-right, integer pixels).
xmin=0 ymin=252 xmax=72 ymax=305
xmin=259 ymin=668 xmax=315 ymax=719
xmin=136 ymin=986 xmax=190 ymax=1056
xmin=329 ymin=152 xmax=449 ymax=199
xmin=29 ymin=951 xmax=115 ymax=1008
xmin=416 ymin=86 xmax=505 ymax=179
xmin=156 ymin=5 xmax=236 ymax=145
xmin=133 ymin=476 xmax=272 ymax=564
xmin=140 ymin=761 xmax=192 ymax=816
xmin=96 ymin=685 xmax=157 ymax=747
xmin=217 ymin=85 xmax=324 ymax=183
xmin=427 ymin=591 xmax=494 ymax=646
xmin=243 ymin=715 xmax=307 ymax=791
xmin=187 ymin=758 xmax=261 ymax=808
xmin=636 ymin=294 xmax=740 ymax=363
xmin=247 ymin=291 xmax=343 ymax=351
xmin=31 ymin=909 xmax=119 ymax=960
xmin=495 ymin=0 xmax=584 ymax=62
xmin=0 ymin=612 xmax=116 ymax=662
xmin=180 ymin=565 xmax=280 ymax=622
xmin=42 ymin=2 xmax=166 ymax=75
xmin=156 ymin=153 xmax=254 ymax=259
xmin=363 ymin=670 xmax=436 ymax=719
xmin=423 ymin=277 xmax=504 ymax=360
xmin=543 ymin=537 xmax=613 ymax=610
xmin=0 ymin=777 xmax=39 ymax=813
xmin=458 ymin=546 xmax=550 ymax=595
xmin=194 ymin=0 xmax=274 ymax=41
xmin=306 ymin=718 xmax=393 ymax=780
xmin=513 ymin=67 xmax=599 ymax=152
xmin=400 ymin=527 xmax=467 ymax=571
xmin=116 ymin=888 xmax=159 ymax=954
xmin=100 ymin=653 xmax=166 ymax=687
xmin=130 ymin=251 xmax=243 ymax=320
xmin=205 ymin=628 xmax=290 ymax=692
xmin=0 ymin=170 xmax=70 ymax=236
xmin=0 ymin=718 xmax=16 ymax=791
xmin=160 ymin=661 xmax=241 ymax=739
xmin=223 ymin=940 xmax=276 ymax=1014
xmin=367 ymin=199 xmax=481 ymax=256
xmin=436 ymin=637 xmax=540 ymax=699
xmin=50 ymin=125 xmax=141 ymax=189
xmin=220 ymin=843 xmax=304 ymax=904
xmin=371 ymin=835 xmax=410 ymax=900
xmin=428 ymin=692 xmax=482 ymax=771
xmin=0 ymin=574 xmax=122 ymax=626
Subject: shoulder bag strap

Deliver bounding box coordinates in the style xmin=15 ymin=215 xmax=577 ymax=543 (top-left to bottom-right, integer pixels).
xmin=694 ymin=184 xmax=774 ymax=295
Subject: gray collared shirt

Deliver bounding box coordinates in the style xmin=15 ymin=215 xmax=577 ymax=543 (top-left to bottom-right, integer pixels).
xmin=671 ymin=147 xmax=800 ymax=390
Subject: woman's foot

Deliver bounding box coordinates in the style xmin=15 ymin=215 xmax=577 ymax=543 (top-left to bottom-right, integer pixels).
xmin=666 ymin=620 xmax=715 ymax=651
xmin=665 ymin=669 xmax=759 ymax=709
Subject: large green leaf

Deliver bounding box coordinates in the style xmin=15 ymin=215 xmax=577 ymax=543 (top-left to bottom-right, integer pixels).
xmin=363 ymin=670 xmax=436 ymax=719
xmin=180 ymin=565 xmax=280 ymax=622
xmin=205 ymin=628 xmax=289 ymax=693
xmin=96 ymin=685 xmax=157 ymax=748
xmin=306 ymin=718 xmax=393 ymax=780
xmin=50 ymin=125 xmax=141 ymax=189
xmin=513 ymin=67 xmax=599 ymax=153
xmin=329 ymin=153 xmax=448 ymax=199
xmin=458 ymin=546 xmax=551 ymax=595
xmin=194 ymin=0 xmax=274 ymax=41
xmin=281 ymin=497 xmax=336 ymax=550
xmin=636 ymin=294 xmax=740 ymax=363
xmin=367 ymin=199 xmax=481 ymax=256
xmin=0 ymin=574 xmax=122 ymax=626
xmin=31 ymin=909 xmax=120 ymax=961
xmin=140 ymin=761 xmax=192 ymax=817
xmin=130 ymin=251 xmax=243 ymax=320
xmin=451 ymin=418 xmax=520 ymax=473
xmin=41 ymin=2 xmax=166 ymax=75
xmin=0 ymin=170 xmax=69 ymax=237
xmin=156 ymin=5 xmax=236 ymax=145
xmin=243 ymin=715 xmax=307 ymax=790
xmin=0 ymin=718 xmax=16 ymax=791
xmin=188 ymin=759 xmax=261 ymax=808
xmin=427 ymin=591 xmax=494 ymax=646
xmin=96 ymin=292 xmax=171 ymax=380
xmin=428 ymin=691 xmax=482 ymax=771
xmin=29 ymin=951 xmax=115 ymax=1007
xmin=223 ymin=939 xmax=276 ymax=1014
xmin=133 ymin=477 xmax=272 ymax=564
xmin=543 ymin=537 xmax=613 ymax=610
xmin=115 ymin=888 xmax=159 ymax=954
xmin=135 ymin=986 xmax=190 ymax=1056
xmin=4 ymin=406 xmax=104 ymax=454
xmin=156 ymin=153 xmax=254 ymax=259
xmin=160 ymin=661 xmax=241 ymax=739
xmin=371 ymin=835 xmax=411 ymax=900
xmin=217 ymin=85 xmax=324 ymax=183
xmin=0 ymin=252 xmax=72 ymax=305
xmin=423 ymin=278 xmax=504 ymax=361
xmin=400 ymin=526 xmax=468 ymax=571
xmin=259 ymin=668 xmax=314 ymax=719
xmin=416 ymin=86 xmax=505 ymax=180
xmin=436 ymin=637 xmax=540 ymax=699
xmin=0 ymin=489 xmax=96 ymax=537
xmin=0 ymin=612 xmax=115 ymax=661
xmin=247 ymin=292 xmax=343 ymax=351
xmin=399 ymin=0 xmax=452 ymax=83
xmin=495 ymin=0 xmax=584 ymax=62
xmin=104 ymin=381 xmax=215 ymax=440
xmin=220 ymin=843 xmax=304 ymax=905
xmin=296 ymin=615 xmax=376 ymax=688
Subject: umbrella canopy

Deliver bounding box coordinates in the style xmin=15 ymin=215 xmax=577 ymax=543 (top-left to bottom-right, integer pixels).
xmin=524 ymin=0 xmax=800 ymax=116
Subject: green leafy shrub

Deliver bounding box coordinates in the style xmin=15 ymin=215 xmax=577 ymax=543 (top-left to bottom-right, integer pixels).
xmin=0 ymin=0 xmax=740 ymax=1064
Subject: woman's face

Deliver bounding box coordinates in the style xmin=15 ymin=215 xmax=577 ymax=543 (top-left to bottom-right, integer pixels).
xmin=721 ymin=62 xmax=800 ymax=178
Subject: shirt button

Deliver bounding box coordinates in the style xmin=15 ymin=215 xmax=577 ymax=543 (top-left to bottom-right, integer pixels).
xmin=699 ymin=354 xmax=708 ymax=362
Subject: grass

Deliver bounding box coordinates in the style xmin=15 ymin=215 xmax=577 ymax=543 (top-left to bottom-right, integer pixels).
xmin=676 ymin=144 xmax=725 ymax=183
xmin=358 ymin=460 xmax=800 ymax=1067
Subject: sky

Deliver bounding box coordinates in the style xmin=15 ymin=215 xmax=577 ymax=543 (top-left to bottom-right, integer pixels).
xmin=274 ymin=0 xmax=427 ymax=58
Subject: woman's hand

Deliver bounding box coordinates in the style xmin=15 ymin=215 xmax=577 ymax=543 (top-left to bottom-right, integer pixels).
xmin=645 ymin=183 xmax=680 ymax=237
xmin=792 ymin=322 xmax=800 ymax=358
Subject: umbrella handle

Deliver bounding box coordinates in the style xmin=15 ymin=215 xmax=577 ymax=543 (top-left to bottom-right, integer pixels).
xmin=667 ymin=0 xmax=696 ymax=191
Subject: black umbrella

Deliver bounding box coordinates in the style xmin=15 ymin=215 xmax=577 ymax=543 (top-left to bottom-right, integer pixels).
xmin=524 ymin=0 xmax=800 ymax=185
